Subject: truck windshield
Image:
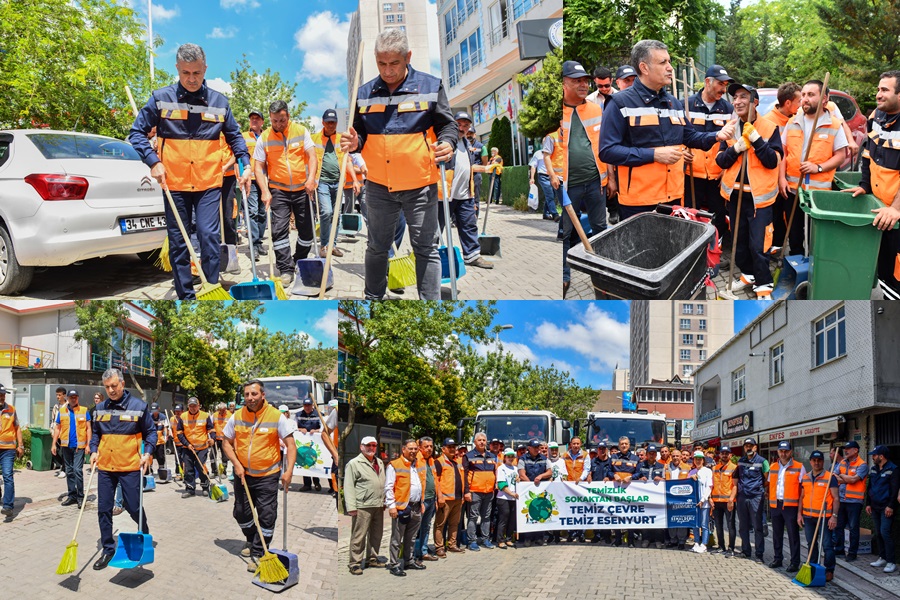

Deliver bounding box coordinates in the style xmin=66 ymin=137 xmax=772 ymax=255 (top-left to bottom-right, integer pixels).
xmin=237 ymin=380 xmax=313 ymax=409
xmin=475 ymin=415 xmax=550 ymax=446
xmin=587 ymin=418 xmax=666 ymax=447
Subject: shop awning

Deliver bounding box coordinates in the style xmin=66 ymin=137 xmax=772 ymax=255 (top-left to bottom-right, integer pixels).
xmin=756 ymin=417 xmax=843 ymax=445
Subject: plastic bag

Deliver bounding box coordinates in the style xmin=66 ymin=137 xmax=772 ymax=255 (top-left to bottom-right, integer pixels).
xmin=527 ymin=183 xmax=539 ymax=211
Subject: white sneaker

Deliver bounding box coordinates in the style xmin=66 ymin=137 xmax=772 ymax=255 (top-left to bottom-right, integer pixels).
xmin=732 ymin=273 xmax=755 ymax=292
xmin=871 ymin=558 xmax=887 ymax=567
xmin=56 ymin=471 xmax=67 ymax=479
xmin=885 ymin=563 xmax=897 ymax=573
xmin=754 ymin=284 xmax=773 ymax=301
xmin=696 ymin=544 xmax=707 ymax=554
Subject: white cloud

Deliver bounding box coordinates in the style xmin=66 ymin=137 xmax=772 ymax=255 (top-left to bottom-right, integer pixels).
xmin=547 ymin=359 xmax=578 ymax=375
xmin=294 ymin=12 xmax=352 ymax=81
xmin=206 ymin=77 xmax=233 ymax=95
xmin=425 ymin=1 xmax=442 ymax=77
xmin=207 ymin=26 xmax=238 ymax=39
xmin=220 ymin=0 xmax=260 ymax=10
xmin=235 ymin=320 xmax=257 ymax=333
xmin=534 ymin=303 xmax=629 ymax=372
xmin=297 ymin=331 xmax=321 ymax=347
xmin=150 ymin=3 xmax=179 ymax=22
xmin=473 ymin=340 xmax=538 ymax=365
xmin=315 ymin=309 xmax=338 ymax=336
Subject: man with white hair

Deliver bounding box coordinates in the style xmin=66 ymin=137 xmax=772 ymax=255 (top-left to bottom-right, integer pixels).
xmin=344 ymin=436 xmax=387 ymax=576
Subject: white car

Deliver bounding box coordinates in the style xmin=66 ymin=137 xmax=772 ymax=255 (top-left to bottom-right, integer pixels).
xmin=0 ymin=129 xmax=167 ymax=295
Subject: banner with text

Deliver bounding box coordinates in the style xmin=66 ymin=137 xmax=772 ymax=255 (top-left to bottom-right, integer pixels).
xmin=516 ymin=480 xmax=699 ymax=532
xmin=292 ymin=432 xmax=334 ymax=479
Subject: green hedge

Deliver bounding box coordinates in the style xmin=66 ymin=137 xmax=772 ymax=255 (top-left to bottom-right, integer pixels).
xmin=14 ymin=428 xmax=31 ymax=469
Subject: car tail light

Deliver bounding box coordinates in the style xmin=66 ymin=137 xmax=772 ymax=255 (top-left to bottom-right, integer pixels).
xmin=24 ymin=174 xmax=89 ymax=200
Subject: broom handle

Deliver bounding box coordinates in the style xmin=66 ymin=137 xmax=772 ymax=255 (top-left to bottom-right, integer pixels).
xmin=310 ymin=401 xmax=339 ymax=466
xmin=439 ymin=162 xmax=458 ymax=300
xmin=310 ymin=192 xmax=321 ymax=257
xmin=189 ymin=445 xmax=210 ymax=476
xmin=267 ymin=207 xmax=278 ymax=279
xmin=163 ymin=187 xmax=212 ymax=287
xmin=138 ymin=443 xmax=144 ymax=533
xmin=125 ymin=85 xmax=139 ymax=117
xmin=166 ymin=410 xmax=181 ymax=471
xmin=239 ymin=163 xmax=261 ymax=282
xmin=727 ymin=151 xmax=748 ymax=288
xmin=69 ymin=464 xmax=96 ymax=542
xmin=683 ymin=69 xmax=696 ymax=210
xmin=804 ymin=467 xmax=835 ymax=566
xmin=219 ymin=193 xmax=226 ymax=245
xmin=242 ymin=474 xmax=273 ymax=555
xmin=565 ymin=203 xmax=593 ymax=253
xmin=283 ymin=457 xmax=288 ymax=549
xmin=483 ymin=172 xmax=494 ymax=235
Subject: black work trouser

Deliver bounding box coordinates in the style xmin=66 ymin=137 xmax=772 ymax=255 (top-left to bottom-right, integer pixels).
xmin=771 ymin=501 xmax=801 ymax=566
xmin=713 ymin=502 xmax=737 ymax=551
xmin=233 ymin=473 xmax=280 ymax=558
xmin=270 ymin=188 xmax=314 ymax=274
xmin=181 ymin=447 xmax=211 ymax=492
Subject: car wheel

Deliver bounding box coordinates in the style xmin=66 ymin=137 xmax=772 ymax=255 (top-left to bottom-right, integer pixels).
xmin=0 ymin=225 xmax=34 ymax=295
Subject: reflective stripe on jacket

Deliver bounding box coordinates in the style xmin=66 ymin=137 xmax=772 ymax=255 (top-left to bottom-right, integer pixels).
xmin=179 ymin=409 xmax=213 ymax=450
xmin=718 ymin=117 xmax=781 ymax=208
xmin=840 ymin=456 xmax=867 ymax=502
xmin=58 ymin=405 xmax=90 ymax=449
xmin=259 ymin=122 xmax=311 ymax=191
xmin=784 ymin=114 xmax=841 ymax=191
xmin=463 ymin=449 xmax=497 ymax=494
xmin=232 ymin=401 xmax=283 ymax=477
xmin=686 ymin=92 xmax=733 ymax=179
xmin=390 ymin=456 xmax=426 ymax=510
xmin=0 ymin=404 xmax=19 ymax=449
xmin=801 ymin=471 xmax=835 ymax=518
xmin=712 ymin=461 xmax=736 ymax=502
xmin=861 ymin=110 xmax=900 ymax=205
xmin=90 ymin=391 xmax=156 ymax=472
xmin=437 ymin=453 xmax=464 ymax=501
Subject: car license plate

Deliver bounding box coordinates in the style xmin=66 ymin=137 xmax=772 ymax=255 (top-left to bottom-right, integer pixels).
xmin=120 ymin=215 xmax=167 ymax=234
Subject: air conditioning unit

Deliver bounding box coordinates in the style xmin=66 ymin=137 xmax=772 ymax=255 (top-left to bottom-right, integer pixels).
xmin=697 ymin=338 xmax=704 ymax=346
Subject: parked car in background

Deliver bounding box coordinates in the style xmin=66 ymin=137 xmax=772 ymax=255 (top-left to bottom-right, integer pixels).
xmin=0 ymin=130 xmax=166 ymax=295
xmin=756 ymin=88 xmax=866 ymax=170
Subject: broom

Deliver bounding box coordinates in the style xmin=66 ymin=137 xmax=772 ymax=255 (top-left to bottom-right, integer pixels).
xmin=166 ymin=410 xmax=185 ymax=482
xmin=188 ymin=445 xmax=224 ymax=501
xmin=795 ymin=466 xmax=835 ymax=585
xmin=266 ymin=207 xmax=289 ymax=299
xmin=388 ymin=242 xmax=416 ymax=290
xmin=241 ymin=475 xmax=290 ymax=583
xmin=56 ymin=464 xmax=97 ymax=574
xmin=163 ymin=187 xmax=231 ymax=299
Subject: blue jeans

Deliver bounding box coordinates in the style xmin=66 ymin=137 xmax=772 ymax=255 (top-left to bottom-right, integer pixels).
xmin=871 ymin=507 xmax=895 ymax=563
xmin=163 ymin=188 xmax=223 ymax=299
xmin=488 ymin=173 xmax=501 ymax=204
xmin=437 ymin=198 xmax=481 ymax=262
xmin=693 ymin=504 xmax=710 ymax=546
xmin=0 ymin=448 xmax=15 ymax=510
xmin=833 ymin=501 xmax=863 ymax=556
xmin=805 ymin=516 xmax=836 ymax=572
xmin=562 ymin=180 xmax=606 ymax=283
xmin=60 ymin=446 xmax=85 ymax=502
xmin=537 ymin=173 xmax=561 ymax=217
xmin=246 ymin=181 xmax=267 ymax=248
xmin=317 ymin=179 xmax=340 ymax=249
xmin=414 ymin=497 xmax=437 ymax=558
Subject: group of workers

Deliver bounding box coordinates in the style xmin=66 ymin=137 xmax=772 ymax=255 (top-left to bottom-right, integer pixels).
xmin=559 ymin=38 xmax=900 ymax=300
xmin=343 ymin=430 xmax=900 ymax=586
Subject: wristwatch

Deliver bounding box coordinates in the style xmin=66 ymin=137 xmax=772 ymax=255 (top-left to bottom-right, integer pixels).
xmin=817 ymin=164 xmax=823 ymax=173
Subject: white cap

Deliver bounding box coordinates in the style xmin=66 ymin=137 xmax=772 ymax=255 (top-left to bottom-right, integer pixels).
xmin=328 ymin=400 xmax=338 ymax=407
xmin=278 ymin=404 xmax=289 ymax=412
xmin=361 ymin=436 xmax=377 ymax=445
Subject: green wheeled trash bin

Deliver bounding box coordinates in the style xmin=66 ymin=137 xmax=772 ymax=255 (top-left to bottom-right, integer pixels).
xmin=832 ymin=171 xmax=861 ymax=191
xmin=29 ymin=427 xmax=53 ymax=471
xmin=799 ymin=189 xmax=899 ymax=299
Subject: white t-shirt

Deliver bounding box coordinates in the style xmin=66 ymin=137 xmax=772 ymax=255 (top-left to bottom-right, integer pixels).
xmin=450 ymin=142 xmax=472 ymax=200
xmin=548 ymin=457 xmax=568 ymax=482
xmin=496 ymin=462 xmax=520 ymax=501
xmin=696 ymin=466 xmax=713 ymax=506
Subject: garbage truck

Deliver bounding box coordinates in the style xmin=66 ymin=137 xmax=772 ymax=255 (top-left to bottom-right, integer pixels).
xmin=576 ymin=410 xmax=667 ymax=449
xmin=457 ymin=409 xmax=571 ymax=449
xmin=235 ymin=375 xmax=332 ymax=417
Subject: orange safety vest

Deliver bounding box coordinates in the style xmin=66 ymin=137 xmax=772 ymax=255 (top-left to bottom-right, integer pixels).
xmin=0 ymin=404 xmax=19 ymax=449
xmin=390 ymin=456 xmax=426 ymax=510
xmin=546 ymin=129 xmax=565 ymax=176
xmin=417 ymin=450 xmax=438 ymax=496
xmin=436 ymin=453 xmax=464 ymax=501
xmin=712 ymin=461 xmax=736 ymax=503
xmin=784 ymin=113 xmax=842 ymax=191
xmin=259 ymin=122 xmax=310 ymax=191
xmin=768 ymin=459 xmax=802 ymax=508
xmin=763 ymin=108 xmax=791 ymax=133
xmin=616 ymin=107 xmax=688 ymax=206
xmin=666 ymin=462 xmax=692 ymax=480
xmin=213 ymin=409 xmax=231 ymax=440
xmin=687 ymin=114 xmax=729 ymax=180
xmin=561 ymin=102 xmax=608 ymax=188
xmin=840 ymin=456 xmax=867 ymax=502
xmin=564 ymin=450 xmax=588 ymax=482
xmin=465 ymin=452 xmax=497 ymax=494
xmin=155 ymin=418 xmax=166 ymax=446
xmin=243 ymin=130 xmax=261 ymax=179
xmin=719 ymin=117 xmax=780 ymax=208
xmin=864 ymin=114 xmax=900 ymax=205
xmin=94 ymin=398 xmax=147 ymax=472
xmin=311 ymin=131 xmax=356 ymax=190
xmin=58 ymin=405 xmax=90 ymax=449
xmin=221 ymin=134 xmax=236 ymax=177
xmin=801 ymin=471 xmax=835 ymax=518
xmin=232 ymin=401 xmax=283 ymax=477
xmin=171 ymin=414 xmax=183 ymax=447
xmin=180 ymin=409 xmax=212 ymax=450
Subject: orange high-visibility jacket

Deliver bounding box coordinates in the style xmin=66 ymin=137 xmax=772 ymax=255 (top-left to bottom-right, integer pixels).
xmin=768 ymin=459 xmax=802 ymax=508
xmin=232 ymin=401 xmax=284 ymax=477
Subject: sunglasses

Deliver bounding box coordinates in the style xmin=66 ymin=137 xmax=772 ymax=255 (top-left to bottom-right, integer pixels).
xmin=596 ymin=83 xmax=612 ymax=89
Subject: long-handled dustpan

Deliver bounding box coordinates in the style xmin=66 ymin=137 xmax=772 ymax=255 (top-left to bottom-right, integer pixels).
xmin=293 ymin=190 xmax=333 ymax=296
xmin=339 ymin=186 xmax=363 ymax=235
xmin=793 ymin=465 xmax=834 ymax=587
xmin=252 ymin=463 xmax=300 ymax=592
xmin=439 ymin=162 xmax=460 ymax=299
xmin=109 ymin=460 xmax=154 ymax=568
xmin=220 ymin=192 xmax=240 ymax=273
xmin=230 ymin=163 xmax=276 ymax=300
xmin=479 ymin=172 xmax=501 ymax=257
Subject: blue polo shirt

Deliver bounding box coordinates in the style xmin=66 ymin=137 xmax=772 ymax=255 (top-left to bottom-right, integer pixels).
xmin=56 ymin=404 xmax=91 ymax=448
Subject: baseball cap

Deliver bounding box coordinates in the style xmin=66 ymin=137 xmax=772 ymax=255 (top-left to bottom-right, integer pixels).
xmin=248 ymin=108 xmax=264 ymax=119
xmin=562 ymin=61 xmax=590 ymax=79
xmin=615 ymin=65 xmax=636 ymax=80
xmin=869 ymin=445 xmax=890 ymax=457
xmin=149 ymin=403 xmax=159 ymax=411
xmin=844 ymin=440 xmax=860 ymax=449
xmin=548 ymin=442 xmax=559 ymax=449
xmin=777 ymin=441 xmax=792 ymax=450
xmin=328 ymin=400 xmax=339 ymax=407
xmin=0 ymin=384 xmax=8 ymax=394
xmin=706 ymin=64 xmax=735 ymax=82
xmin=454 ymin=111 xmax=473 ymax=123
xmin=302 ymin=398 xmax=313 ymax=405
xmin=596 ymin=441 xmax=608 ymax=449
xmin=693 ymin=450 xmax=705 ymax=458
xmin=743 ymin=437 xmax=757 ymax=446
xmin=810 ymin=450 xmax=825 ymax=460
xmin=490 ymin=438 xmax=501 ymax=444
xmin=646 ymin=444 xmax=658 ymax=453
xmin=443 ymin=437 xmax=457 ymax=447
xmin=504 ymin=449 xmax=516 ymax=456
xmin=278 ymin=404 xmax=289 ymax=412
xmin=727 ymin=83 xmax=759 ymax=101
xmin=516 ymin=444 xmax=526 ymax=451
xmin=187 ymin=396 xmax=199 ymax=406
xmin=67 ymin=390 xmax=79 ymax=397
xmin=173 ymin=403 xmax=184 ymax=411
xmin=529 ymin=439 xmax=541 ymax=448
xmin=322 ymin=109 xmax=338 ymax=122
xmin=720 ymin=446 xmax=731 ymax=453
xmin=361 ymin=436 xmax=377 ymax=445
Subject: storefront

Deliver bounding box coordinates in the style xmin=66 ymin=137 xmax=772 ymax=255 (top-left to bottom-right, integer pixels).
xmin=720 ymin=411 xmax=754 ymax=456
xmin=755 ymin=417 xmax=844 ymax=466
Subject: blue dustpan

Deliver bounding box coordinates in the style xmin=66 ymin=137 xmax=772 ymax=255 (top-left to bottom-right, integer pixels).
xmin=339 ymin=213 xmax=363 ymax=234
xmin=143 ymin=474 xmax=155 ymax=491
xmin=293 ymin=258 xmax=333 ymax=296
xmin=792 ymin=562 xmax=827 ymax=587
xmin=438 ymin=245 xmax=466 ymax=284
xmin=580 ymin=213 xmax=593 ymax=236
xmin=252 ymin=485 xmax=299 ymax=592
xmin=110 ymin=467 xmax=153 ymax=569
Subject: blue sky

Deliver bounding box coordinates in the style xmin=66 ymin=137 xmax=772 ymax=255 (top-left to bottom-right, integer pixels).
xmin=126 ymin=0 xmax=436 ymax=130
xmin=468 ymin=301 xmax=768 ymax=391
xmin=253 ymin=301 xmax=337 ymax=348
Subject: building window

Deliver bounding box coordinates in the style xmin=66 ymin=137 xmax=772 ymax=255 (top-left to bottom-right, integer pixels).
xmin=397 ymin=2 xmax=405 ymax=9
xmin=697 ymin=304 xmax=705 ymax=315
xmin=399 ymin=25 xmax=406 ymax=31
xmin=682 ymin=304 xmax=693 ymax=315
xmin=699 ymin=349 xmax=707 ymax=361
xmin=682 ymin=365 xmax=693 ymax=377
xmin=458 ymin=28 xmax=483 ymax=74
xmin=396 ymin=13 xmax=404 ymax=23
xmin=680 ymin=349 xmax=691 ymax=361
xmin=680 ymin=318 xmax=690 ymax=330
xmin=732 ymin=366 xmax=746 ymax=403
xmin=696 ymin=334 xmax=704 ymax=345
xmin=444 ymin=10 xmax=458 ymax=44
xmin=814 ymin=306 xmax=846 ymax=367
xmin=682 ymin=334 xmax=694 ymax=345
xmin=770 ymin=342 xmax=784 ymax=386
xmin=447 ymin=54 xmax=460 ymax=87
xmin=383 ymin=3 xmax=392 ymax=11
xmin=385 ymin=14 xmax=394 ymax=23
xmin=684 ymin=390 xmax=693 ymax=403
xmin=699 ymin=319 xmax=707 ymax=330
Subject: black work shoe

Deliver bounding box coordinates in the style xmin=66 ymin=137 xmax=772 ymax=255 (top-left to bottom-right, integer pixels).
xmin=61 ymin=497 xmax=78 ymax=507
xmin=608 ymin=211 xmax=620 ymax=225
xmin=769 ymin=560 xmax=783 ymax=568
xmin=93 ymin=553 xmax=114 ymax=570
xmin=349 ymin=565 xmax=363 ymax=575
xmin=314 ymin=482 xmax=322 ymax=491
xmin=182 ymin=490 xmax=194 ymax=498
xmin=786 ymin=564 xmax=800 ymax=573
xmin=405 ymin=561 xmax=426 ymax=570
xmin=255 ymin=245 xmax=268 ymax=256
xmin=390 ymin=566 xmax=406 ymax=577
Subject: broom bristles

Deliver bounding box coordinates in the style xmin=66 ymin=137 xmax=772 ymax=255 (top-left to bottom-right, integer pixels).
xmin=794 ymin=564 xmax=813 ymax=585
xmin=197 ymin=283 xmax=232 ymax=300
xmin=272 ymin=279 xmax=289 ymax=300
xmin=256 ymin=552 xmax=289 ymax=583
xmin=388 ymin=254 xmax=417 ymax=290
xmin=210 ymin=484 xmax=224 ymax=501
xmin=153 ymin=237 xmax=172 ymax=272
xmin=56 ymin=542 xmax=78 ymax=575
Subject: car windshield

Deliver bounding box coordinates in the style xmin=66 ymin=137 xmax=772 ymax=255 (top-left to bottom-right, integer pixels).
xmin=26 ymin=133 xmax=141 ymax=160
xmin=475 ymin=415 xmax=549 ymax=445
xmin=757 ymin=95 xmax=777 ymax=116
xmin=237 ymin=379 xmax=314 ymax=406
xmin=587 ymin=418 xmax=666 ymax=447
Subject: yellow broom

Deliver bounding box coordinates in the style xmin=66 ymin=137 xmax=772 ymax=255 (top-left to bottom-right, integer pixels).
xmin=56 ymin=464 xmax=97 ymax=574
xmin=266 ymin=208 xmax=289 ymax=299
xmin=795 ymin=466 xmax=835 ymax=585
xmin=163 ymin=187 xmax=231 ymax=299
xmin=241 ymin=475 xmax=290 ymax=583
xmin=166 ymin=410 xmax=184 ymax=480
xmin=188 ymin=446 xmax=225 ymax=501
xmin=388 ymin=242 xmax=416 ymax=290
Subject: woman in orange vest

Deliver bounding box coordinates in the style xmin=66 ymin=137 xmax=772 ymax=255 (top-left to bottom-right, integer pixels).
xmin=52 ymin=390 xmax=92 ymax=507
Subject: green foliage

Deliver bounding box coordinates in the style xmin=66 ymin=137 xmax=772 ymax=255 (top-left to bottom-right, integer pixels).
xmin=517 ymin=48 xmax=563 ymax=139
xmin=0 ymin=0 xmax=168 ymax=137
xmin=15 ymin=429 xmax=31 ymax=469
xmin=500 ymin=166 xmax=530 ymax=207
xmin=489 ymin=117 xmax=513 ymax=167
xmin=227 ymin=55 xmax=307 ymax=129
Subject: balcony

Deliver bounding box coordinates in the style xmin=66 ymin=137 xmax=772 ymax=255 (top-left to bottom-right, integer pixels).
xmin=0 ymin=343 xmax=55 ymax=368
xmin=91 ymin=353 xmax=153 ymax=377
xmin=488 ymin=0 xmax=542 ymax=48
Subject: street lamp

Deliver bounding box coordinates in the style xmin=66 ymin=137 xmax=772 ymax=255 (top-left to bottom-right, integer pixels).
xmin=495 ymin=324 xmax=513 ymax=345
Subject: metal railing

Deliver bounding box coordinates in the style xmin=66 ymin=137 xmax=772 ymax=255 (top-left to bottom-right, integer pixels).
xmin=0 ymin=343 xmax=55 ymax=368
xmin=91 ymin=353 xmax=153 ymax=377
xmin=488 ymin=0 xmax=542 ymax=48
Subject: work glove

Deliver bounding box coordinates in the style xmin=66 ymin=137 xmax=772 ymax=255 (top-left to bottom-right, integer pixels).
xmin=742 ymin=122 xmax=760 ymax=143
xmin=733 ymin=137 xmax=748 ymax=154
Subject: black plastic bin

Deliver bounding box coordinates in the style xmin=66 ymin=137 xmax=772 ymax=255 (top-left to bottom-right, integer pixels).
xmin=568 ymin=212 xmax=716 ymax=299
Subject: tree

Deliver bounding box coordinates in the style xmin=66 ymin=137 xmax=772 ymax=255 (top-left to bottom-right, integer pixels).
xmin=0 ymin=0 xmax=167 ymax=137
xmin=73 ymin=301 xmax=147 ymax=397
xmin=517 ymin=48 xmax=563 ymax=139
xmin=228 ymin=56 xmax=307 ymax=129
xmin=488 ymin=117 xmax=513 ymax=166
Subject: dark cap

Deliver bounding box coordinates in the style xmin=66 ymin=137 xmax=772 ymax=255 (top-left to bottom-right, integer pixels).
xmin=720 ymin=445 xmax=731 ymax=453
xmin=187 ymin=396 xmax=199 ymax=406
xmin=322 ymin=109 xmax=338 ymax=123
xmin=728 ymin=83 xmax=759 ymax=102
xmin=743 ymin=437 xmax=757 ymax=446
xmin=528 ymin=439 xmax=541 ymax=448
xmin=0 ymin=384 xmax=8 ymax=394
xmin=869 ymin=445 xmax=890 ymax=457
xmin=150 ymin=403 xmax=160 ymax=411
xmin=303 ymin=398 xmax=313 ymax=405
xmin=67 ymin=390 xmax=79 ymax=397
xmin=596 ymin=441 xmax=608 ymax=449
xmin=844 ymin=440 xmax=860 ymax=450
xmin=454 ymin=111 xmax=473 ymax=123
xmin=562 ymin=61 xmax=590 ymax=79
xmin=248 ymin=109 xmax=264 ymax=119
xmin=442 ymin=437 xmax=457 ymax=447
xmin=777 ymin=441 xmax=792 ymax=451
xmin=490 ymin=438 xmax=501 ymax=444
xmin=174 ymin=403 xmax=184 ymax=411
xmin=615 ymin=65 xmax=636 ymax=80
xmin=706 ymin=65 xmax=735 ymax=82
xmin=810 ymin=450 xmax=825 ymax=460
xmin=646 ymin=444 xmax=658 ymax=453
xmin=516 ymin=444 xmax=526 ymax=451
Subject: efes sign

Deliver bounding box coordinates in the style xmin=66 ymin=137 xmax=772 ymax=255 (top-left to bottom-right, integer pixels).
xmin=722 ymin=411 xmax=753 ymax=437
xmin=548 ymin=20 xmax=562 ymax=49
